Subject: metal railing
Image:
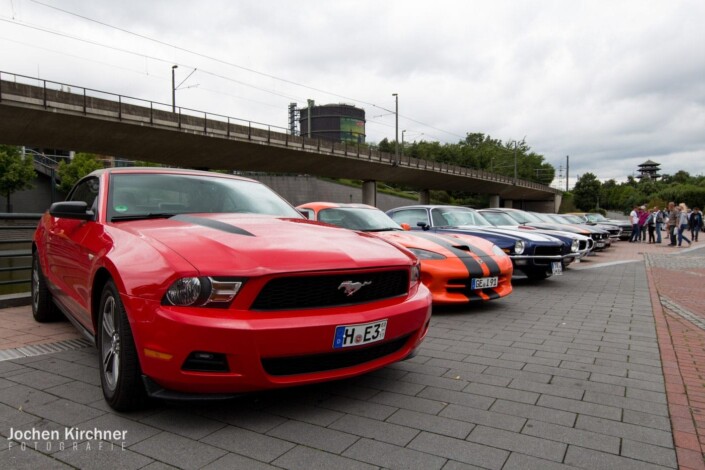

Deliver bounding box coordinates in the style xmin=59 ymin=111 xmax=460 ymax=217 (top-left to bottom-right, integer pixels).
xmin=0 ymin=70 xmax=560 ymax=194
xmin=0 ymin=213 xmax=40 ymax=294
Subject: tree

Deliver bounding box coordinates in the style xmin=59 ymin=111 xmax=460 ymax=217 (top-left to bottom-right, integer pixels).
xmin=573 ymin=172 xmax=602 ymax=211
xmin=0 ymin=145 xmax=36 ymax=212
xmin=671 ymin=170 xmax=691 ymax=184
xmin=58 ymin=153 xmax=103 ymax=193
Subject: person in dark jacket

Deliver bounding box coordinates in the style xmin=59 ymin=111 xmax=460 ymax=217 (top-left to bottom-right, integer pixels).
xmin=638 ymin=206 xmax=649 ymax=241
xmin=654 ymin=206 xmax=664 ymax=243
xmin=690 ymin=207 xmax=702 ymax=242
xmin=646 ymin=207 xmax=657 ymax=243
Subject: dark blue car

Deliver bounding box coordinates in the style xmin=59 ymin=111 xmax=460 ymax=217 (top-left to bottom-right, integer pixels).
xmin=387 ymin=205 xmax=567 ymax=280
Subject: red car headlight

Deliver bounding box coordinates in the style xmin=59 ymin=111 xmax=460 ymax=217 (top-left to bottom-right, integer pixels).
xmin=163 ymin=277 xmax=244 ymax=307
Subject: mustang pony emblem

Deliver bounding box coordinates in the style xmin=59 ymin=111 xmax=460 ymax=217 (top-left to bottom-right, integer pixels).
xmin=338 ymin=280 xmax=372 ymax=296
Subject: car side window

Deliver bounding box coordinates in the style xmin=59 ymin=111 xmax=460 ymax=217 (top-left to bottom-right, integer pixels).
xmin=298 ymin=208 xmax=314 ymax=220
xmin=389 ymin=209 xmax=428 ymax=227
xmin=431 ymin=210 xmax=450 ymax=226
xmin=68 ymin=177 xmax=100 ymax=212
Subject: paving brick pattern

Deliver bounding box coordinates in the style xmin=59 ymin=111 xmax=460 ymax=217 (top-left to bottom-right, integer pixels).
xmin=646 ymin=250 xmax=705 ymax=470
xmin=0 ymin=306 xmax=80 ymax=350
xmin=1 ymin=252 xmax=688 ymax=469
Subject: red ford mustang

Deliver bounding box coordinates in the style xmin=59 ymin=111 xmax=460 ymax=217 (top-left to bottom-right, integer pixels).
xmin=297 ymin=202 xmax=513 ymax=304
xmin=32 ymin=168 xmax=431 ymax=410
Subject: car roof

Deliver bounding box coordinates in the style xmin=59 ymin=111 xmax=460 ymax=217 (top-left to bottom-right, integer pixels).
xmin=389 ymin=205 xmax=475 ymax=210
xmin=88 ymin=167 xmax=259 ymax=184
xmin=298 ymin=202 xmax=377 ymax=210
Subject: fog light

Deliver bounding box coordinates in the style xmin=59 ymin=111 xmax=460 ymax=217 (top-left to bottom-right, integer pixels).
xmin=182 ymin=351 xmax=229 ymax=372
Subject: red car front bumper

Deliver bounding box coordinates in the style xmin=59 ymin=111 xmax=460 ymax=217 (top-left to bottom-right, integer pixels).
xmin=124 ymin=285 xmax=432 ymax=394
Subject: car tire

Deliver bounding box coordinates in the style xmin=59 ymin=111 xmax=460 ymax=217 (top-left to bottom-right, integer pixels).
xmin=31 ymin=251 xmax=63 ymax=322
xmin=97 ymin=280 xmax=148 ymax=411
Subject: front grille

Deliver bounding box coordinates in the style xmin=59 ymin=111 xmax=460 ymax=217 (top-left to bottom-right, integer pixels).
xmin=251 ymin=270 xmax=409 ymax=310
xmin=262 ymin=335 xmax=410 ymax=376
xmin=533 ymin=245 xmax=562 ymax=256
xmin=579 ymin=240 xmax=588 ymax=250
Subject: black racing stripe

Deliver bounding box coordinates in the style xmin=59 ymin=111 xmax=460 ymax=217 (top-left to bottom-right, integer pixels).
xmin=171 ymin=214 xmax=255 ymax=237
xmin=463 ymin=291 xmax=484 ymax=302
xmin=409 ymin=232 xmax=502 ymax=275
xmin=482 ymin=289 xmax=501 ymax=300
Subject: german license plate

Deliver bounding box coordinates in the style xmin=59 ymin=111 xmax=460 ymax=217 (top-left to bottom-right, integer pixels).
xmin=471 ymin=276 xmax=498 ymax=289
xmin=551 ymin=262 xmax=563 ymax=276
xmin=333 ymin=320 xmax=387 ymax=348
xmin=596 ymin=241 xmax=605 ymax=248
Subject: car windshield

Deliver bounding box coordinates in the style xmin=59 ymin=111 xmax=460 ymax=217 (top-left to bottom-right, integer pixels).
xmin=431 ymin=207 xmax=492 ymax=227
xmin=543 ymin=213 xmax=569 ymax=224
xmin=586 ymin=213 xmax=607 ymax=222
xmin=108 ymin=173 xmax=301 ymax=221
xmin=507 ymin=210 xmax=542 ymax=223
xmin=318 ymin=208 xmax=402 ymax=231
xmin=562 ymin=214 xmax=584 ymax=223
xmin=480 ymin=211 xmax=518 ymax=226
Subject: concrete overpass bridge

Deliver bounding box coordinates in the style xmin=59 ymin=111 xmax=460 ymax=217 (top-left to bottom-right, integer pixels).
xmin=0 ymin=71 xmax=562 ymax=210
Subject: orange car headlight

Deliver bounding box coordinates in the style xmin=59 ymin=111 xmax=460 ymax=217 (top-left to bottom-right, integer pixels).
xmin=407 ymin=248 xmax=446 ymax=260
xmin=410 ymin=262 xmax=421 ymax=289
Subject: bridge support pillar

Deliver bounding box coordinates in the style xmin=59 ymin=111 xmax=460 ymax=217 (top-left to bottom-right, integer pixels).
xmin=504 ymin=200 xmax=514 ymax=208
xmin=554 ymin=193 xmax=562 ymax=213
xmin=362 ymin=180 xmax=377 ymax=207
xmin=489 ymin=195 xmax=500 ymax=208
xmin=418 ymin=189 xmax=430 ymax=205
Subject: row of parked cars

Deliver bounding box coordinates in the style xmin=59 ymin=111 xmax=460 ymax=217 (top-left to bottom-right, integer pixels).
xmin=31 ymin=168 xmax=623 ymax=411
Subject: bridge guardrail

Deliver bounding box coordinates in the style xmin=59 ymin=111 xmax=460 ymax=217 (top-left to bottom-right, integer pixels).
xmin=0 ymin=70 xmax=559 ymax=194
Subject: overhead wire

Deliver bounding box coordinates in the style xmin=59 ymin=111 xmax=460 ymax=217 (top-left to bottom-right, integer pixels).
xmin=22 ymin=0 xmax=468 ymax=141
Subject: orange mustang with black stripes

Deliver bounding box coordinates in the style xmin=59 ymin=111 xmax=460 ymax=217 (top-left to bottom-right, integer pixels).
xmin=298 ymin=203 xmax=513 ymax=305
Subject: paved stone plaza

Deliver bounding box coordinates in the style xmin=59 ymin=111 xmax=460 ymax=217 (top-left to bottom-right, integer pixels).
xmin=1 ymin=243 xmax=704 ymax=469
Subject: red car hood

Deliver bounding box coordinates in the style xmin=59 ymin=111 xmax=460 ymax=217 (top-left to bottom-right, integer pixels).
xmin=113 ymin=214 xmax=413 ymax=275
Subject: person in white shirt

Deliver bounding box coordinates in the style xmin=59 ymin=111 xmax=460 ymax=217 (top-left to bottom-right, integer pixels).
xmin=629 ymin=205 xmax=640 ymax=243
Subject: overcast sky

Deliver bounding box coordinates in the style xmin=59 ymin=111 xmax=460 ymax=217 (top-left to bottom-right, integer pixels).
xmin=1 ymin=0 xmax=704 ymax=188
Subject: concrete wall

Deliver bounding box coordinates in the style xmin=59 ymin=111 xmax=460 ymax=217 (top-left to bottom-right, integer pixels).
xmin=0 ymin=173 xmax=60 ymax=213
xmin=1 ymin=173 xmax=417 ymax=214
xmin=248 ymin=175 xmax=416 ymax=211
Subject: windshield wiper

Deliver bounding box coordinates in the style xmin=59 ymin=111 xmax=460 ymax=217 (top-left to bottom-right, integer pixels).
xmin=110 ymin=213 xmax=177 ymax=222
xmin=364 ymin=228 xmax=402 ymax=232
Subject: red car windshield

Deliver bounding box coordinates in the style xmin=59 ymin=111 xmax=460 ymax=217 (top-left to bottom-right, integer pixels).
xmin=108 ymin=173 xmax=301 ymax=221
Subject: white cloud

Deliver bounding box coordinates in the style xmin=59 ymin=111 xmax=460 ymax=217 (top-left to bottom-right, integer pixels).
xmin=0 ymin=0 xmax=703 ymax=186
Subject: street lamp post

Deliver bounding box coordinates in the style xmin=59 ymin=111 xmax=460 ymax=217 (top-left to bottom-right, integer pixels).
xmin=392 ymin=93 xmax=399 ymax=165
xmin=171 ymin=65 xmax=178 ymax=112
xmin=513 ymin=140 xmax=518 ymax=181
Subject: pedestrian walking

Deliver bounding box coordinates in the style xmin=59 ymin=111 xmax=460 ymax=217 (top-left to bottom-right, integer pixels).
xmin=690 ymin=207 xmax=702 ymax=242
xmin=677 ymin=203 xmax=692 ymax=247
xmin=654 ymin=205 xmax=663 ymax=243
xmin=666 ymin=201 xmax=678 ymax=246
